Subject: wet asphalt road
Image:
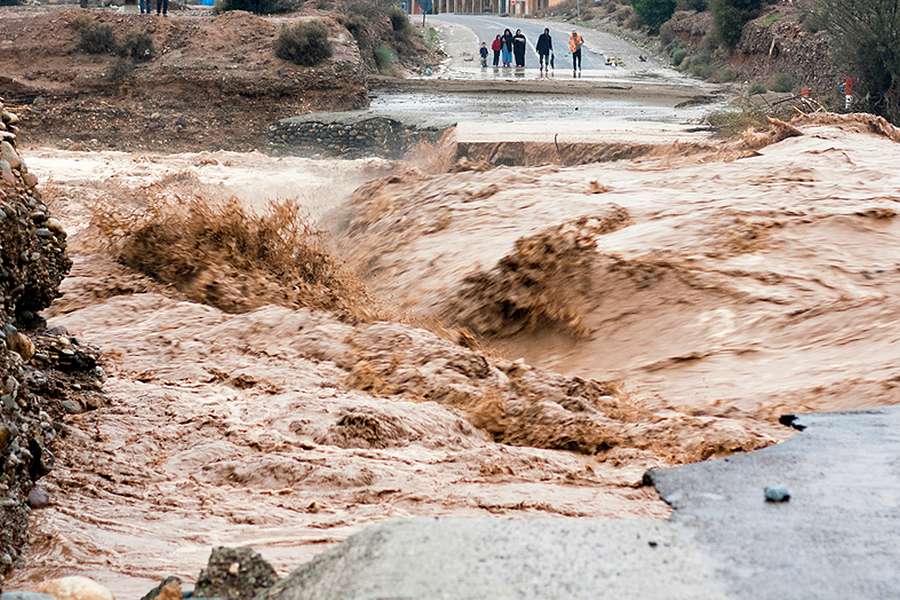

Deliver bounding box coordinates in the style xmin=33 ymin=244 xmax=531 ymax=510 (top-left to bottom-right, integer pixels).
xmin=431 ymin=14 xmax=613 ymax=73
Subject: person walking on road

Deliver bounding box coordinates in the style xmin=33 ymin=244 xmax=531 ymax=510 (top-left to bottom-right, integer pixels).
xmin=513 ymin=29 xmax=527 ymax=68
xmin=479 ymin=42 xmax=489 ymax=68
xmin=536 ymin=28 xmax=553 ymax=73
xmin=569 ymin=30 xmax=584 ymax=76
xmin=501 ymin=28 xmax=514 ymax=68
xmin=491 ymin=35 xmax=502 ymax=67
xmin=156 ymin=0 xmax=168 ymax=16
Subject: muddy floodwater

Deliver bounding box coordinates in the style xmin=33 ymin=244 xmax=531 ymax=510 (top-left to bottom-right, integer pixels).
xmin=8 ymin=114 xmax=900 ymax=597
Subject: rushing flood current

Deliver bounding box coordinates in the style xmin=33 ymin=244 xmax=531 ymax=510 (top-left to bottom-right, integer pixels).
xmin=9 ymin=114 xmax=900 ymax=597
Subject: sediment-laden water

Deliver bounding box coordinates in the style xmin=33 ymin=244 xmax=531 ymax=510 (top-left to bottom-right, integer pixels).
xmin=9 ymin=114 xmax=900 ymax=597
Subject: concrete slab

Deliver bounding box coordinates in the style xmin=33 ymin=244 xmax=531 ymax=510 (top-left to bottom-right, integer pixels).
xmin=260 ymin=518 xmax=729 ymax=600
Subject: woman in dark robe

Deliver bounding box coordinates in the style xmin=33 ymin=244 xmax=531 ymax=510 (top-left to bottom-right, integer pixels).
xmin=513 ymin=29 xmax=527 ymax=68
xmin=501 ymin=28 xmax=514 ymax=68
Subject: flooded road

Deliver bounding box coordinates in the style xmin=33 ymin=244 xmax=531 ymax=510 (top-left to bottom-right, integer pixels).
xmin=9 ymin=115 xmax=900 ymax=598
xmin=5 ymin=10 xmax=900 ymax=593
xmin=370 ymin=88 xmax=717 ymax=125
xmin=10 ymin=148 xmax=766 ymax=597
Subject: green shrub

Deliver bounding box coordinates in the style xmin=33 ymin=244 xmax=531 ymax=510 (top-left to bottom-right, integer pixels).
xmin=108 ymin=58 xmax=135 ymax=83
xmin=275 ymin=21 xmax=333 ymax=66
xmin=613 ymin=4 xmax=634 ymax=25
xmin=799 ymin=8 xmax=825 ymax=34
xmin=119 ymin=31 xmax=154 ymax=62
xmin=78 ymin=21 xmax=117 ymax=55
xmin=677 ymin=0 xmax=706 ymax=10
xmin=820 ymin=0 xmax=900 ymax=123
xmin=423 ymin=27 xmax=440 ymax=51
xmin=685 ymin=53 xmax=714 ymax=78
xmin=388 ymin=6 xmax=410 ymax=34
xmin=748 ymin=80 xmax=766 ymax=95
xmin=341 ymin=12 xmax=369 ymax=47
xmin=766 ymin=72 xmax=795 ymax=93
xmin=711 ymin=0 xmax=762 ymax=48
xmin=759 ymin=12 xmax=781 ymax=28
xmin=659 ymin=19 xmax=676 ymax=45
xmin=671 ymin=46 xmax=687 ymax=66
xmin=710 ymin=65 xmax=738 ymax=82
xmin=214 ymin=0 xmax=299 ymax=14
xmin=632 ymin=0 xmax=677 ymax=32
xmin=625 ymin=11 xmax=643 ymax=29
xmin=374 ymin=44 xmax=397 ymax=74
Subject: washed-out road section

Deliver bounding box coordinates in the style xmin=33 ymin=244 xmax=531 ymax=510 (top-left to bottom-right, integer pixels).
xmin=261 ymin=406 xmax=900 ymax=599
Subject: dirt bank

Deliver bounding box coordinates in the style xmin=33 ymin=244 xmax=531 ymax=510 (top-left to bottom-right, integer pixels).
xmin=543 ymin=1 xmax=842 ymax=105
xmin=0 ymin=6 xmax=429 ymax=152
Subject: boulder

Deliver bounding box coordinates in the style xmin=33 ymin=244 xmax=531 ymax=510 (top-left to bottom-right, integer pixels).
xmin=34 ymin=576 xmax=114 ymax=600
xmin=193 ymin=547 xmax=278 ymax=600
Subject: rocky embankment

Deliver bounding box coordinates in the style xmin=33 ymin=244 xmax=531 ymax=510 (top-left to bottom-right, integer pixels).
xmin=0 ymin=99 xmax=102 ymax=591
xmin=663 ymin=6 xmax=838 ymax=97
xmin=269 ymin=111 xmax=455 ymax=159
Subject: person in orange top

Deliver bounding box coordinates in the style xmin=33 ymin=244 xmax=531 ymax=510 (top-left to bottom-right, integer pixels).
xmin=569 ymin=30 xmax=584 ymax=77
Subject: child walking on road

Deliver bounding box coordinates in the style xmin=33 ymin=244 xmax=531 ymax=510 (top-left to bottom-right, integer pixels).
xmin=479 ymin=42 xmax=489 ymax=68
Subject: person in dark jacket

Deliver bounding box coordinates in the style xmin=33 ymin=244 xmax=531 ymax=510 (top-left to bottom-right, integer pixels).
xmin=491 ymin=35 xmax=502 ymax=67
xmin=536 ymin=28 xmax=553 ymax=72
xmin=501 ymin=29 xmax=514 ymax=67
xmin=513 ymin=29 xmax=527 ymax=68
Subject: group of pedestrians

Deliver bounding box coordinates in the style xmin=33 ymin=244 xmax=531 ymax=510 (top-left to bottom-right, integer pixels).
xmin=479 ymin=28 xmax=586 ymax=76
xmin=482 ymin=29 xmax=528 ymax=69
xmin=139 ymin=0 xmax=168 ymax=16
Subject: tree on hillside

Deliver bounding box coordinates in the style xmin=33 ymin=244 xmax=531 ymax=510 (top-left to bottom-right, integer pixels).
xmin=632 ymin=0 xmax=677 ymax=32
xmin=711 ymin=0 xmax=763 ymax=48
xmin=820 ymin=0 xmax=900 ymax=123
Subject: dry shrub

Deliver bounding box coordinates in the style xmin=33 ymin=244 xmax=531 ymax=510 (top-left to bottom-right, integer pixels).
xmin=77 ymin=20 xmax=117 ymax=55
xmin=92 ymin=185 xmax=376 ymax=321
xmin=740 ymin=117 xmax=803 ymax=150
xmin=275 ymin=21 xmax=333 ymax=67
xmin=705 ymin=105 xmax=769 ymax=138
xmin=119 ymin=31 xmax=155 ymax=62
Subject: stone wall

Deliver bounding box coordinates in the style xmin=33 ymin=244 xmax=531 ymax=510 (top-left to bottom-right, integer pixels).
xmin=268 ymin=111 xmax=456 ymax=159
xmin=0 ymin=98 xmax=102 ymax=590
